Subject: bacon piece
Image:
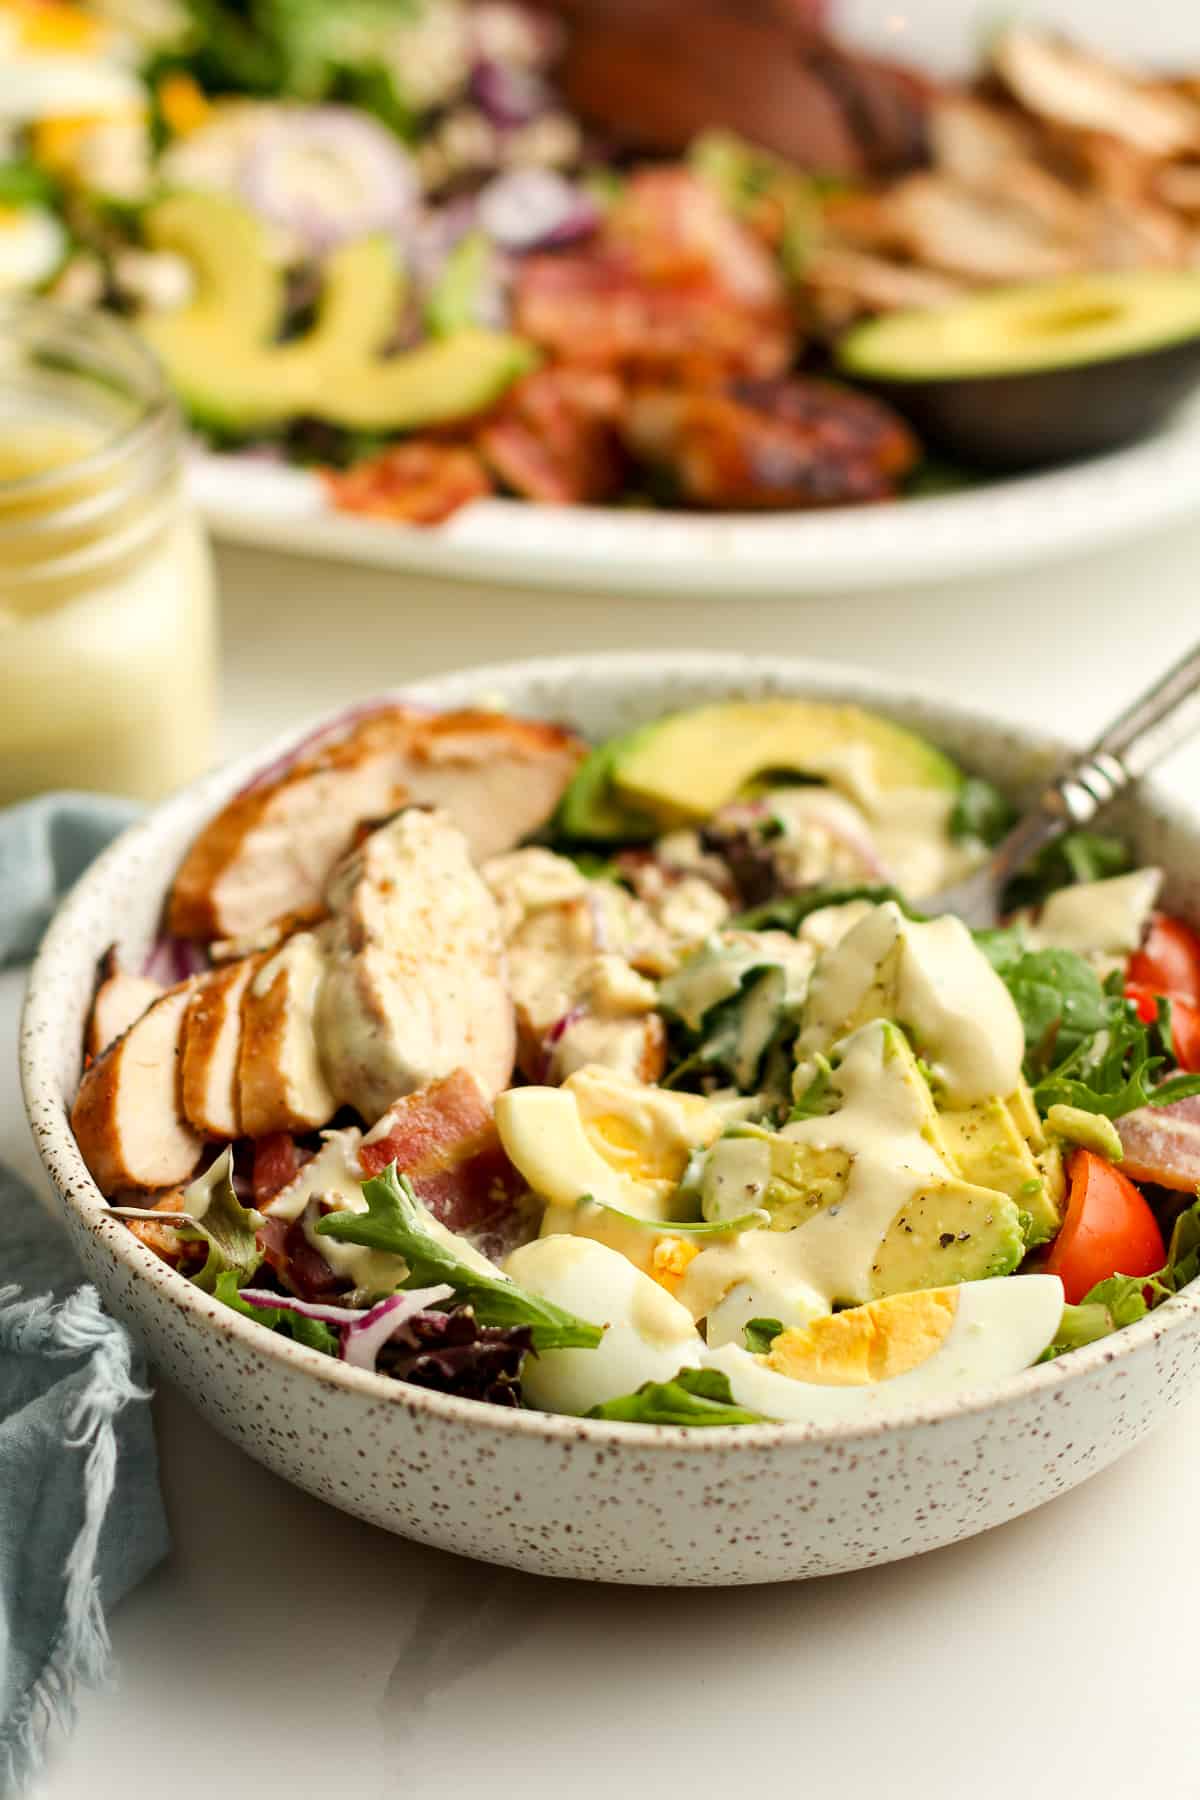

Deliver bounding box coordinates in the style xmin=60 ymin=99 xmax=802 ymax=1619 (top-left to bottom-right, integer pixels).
xmin=514 ymin=252 xmax=792 ymax=383
xmin=167 ymin=705 xmax=586 ymax=943
xmin=255 ymin=1214 xmax=343 ymax=1300
xmin=1118 ymin=1097 xmax=1200 ymax=1192
xmin=476 ymin=367 xmax=625 ymax=504
xmin=118 ymin=1186 xmax=198 ymax=1269
xmin=252 ymin=1131 xmax=309 ymax=1205
xmin=322 ymin=442 xmax=492 ymax=526
xmin=622 ymin=376 xmax=918 ymax=509
xmin=361 ymin=1069 xmax=527 ymax=1250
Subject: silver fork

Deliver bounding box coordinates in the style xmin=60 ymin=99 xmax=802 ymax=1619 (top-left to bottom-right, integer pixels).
xmin=924 ymin=639 xmax=1200 ymax=929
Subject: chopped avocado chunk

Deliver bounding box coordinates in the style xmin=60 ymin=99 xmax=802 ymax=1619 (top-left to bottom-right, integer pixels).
xmin=938 ymin=1091 xmax=1064 ymax=1244
xmin=1045 ymin=1104 xmax=1124 ymax=1162
xmin=609 ymin=700 xmax=961 ymax=828
xmin=870 ymin=1184 xmax=1026 ymax=1297
xmin=139 ymin=191 xmax=534 ymax=436
xmin=838 ymin=270 xmax=1200 ymax=382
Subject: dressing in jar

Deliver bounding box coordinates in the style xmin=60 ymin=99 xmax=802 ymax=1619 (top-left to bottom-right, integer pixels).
xmin=0 ymin=301 xmax=216 ymax=804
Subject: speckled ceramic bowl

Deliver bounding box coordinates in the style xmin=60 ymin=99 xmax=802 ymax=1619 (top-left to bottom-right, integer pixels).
xmin=21 ymin=653 xmax=1200 ymax=1586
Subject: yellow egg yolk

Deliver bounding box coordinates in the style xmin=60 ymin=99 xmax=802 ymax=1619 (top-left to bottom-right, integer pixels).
xmin=765 ymin=1287 xmax=960 ymax=1386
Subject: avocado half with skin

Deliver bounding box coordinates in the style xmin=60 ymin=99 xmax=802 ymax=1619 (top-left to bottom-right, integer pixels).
xmin=837 ymin=270 xmax=1200 ymax=473
xmin=557 ymin=699 xmax=961 ymax=840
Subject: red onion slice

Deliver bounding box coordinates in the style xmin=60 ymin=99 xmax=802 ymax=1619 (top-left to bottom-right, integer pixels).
xmin=342 ymin=1286 xmax=455 ymax=1371
xmin=238 ymin=107 xmax=420 ymax=255
xmin=469 ymin=58 xmax=550 ymax=127
xmin=236 ymin=1284 xmax=455 ymax=1373
xmin=477 ymin=168 xmax=600 ymax=250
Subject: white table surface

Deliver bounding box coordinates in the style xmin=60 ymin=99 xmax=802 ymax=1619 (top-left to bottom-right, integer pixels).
xmin=17 ymin=519 xmax=1200 ymax=1799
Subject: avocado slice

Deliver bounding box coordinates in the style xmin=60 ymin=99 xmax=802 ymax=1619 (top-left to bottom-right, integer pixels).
xmin=554 ymin=726 xmax=661 ymax=843
xmin=139 ymin=191 xmax=534 ymax=436
xmin=838 ymin=270 xmax=1200 ymax=472
xmin=609 ymin=699 xmax=961 ymax=828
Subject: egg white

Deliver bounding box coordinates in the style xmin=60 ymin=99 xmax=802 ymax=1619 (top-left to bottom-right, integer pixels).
xmin=705 ymin=1275 xmax=1065 ymax=1424
xmin=506 ymin=1235 xmax=704 ymax=1416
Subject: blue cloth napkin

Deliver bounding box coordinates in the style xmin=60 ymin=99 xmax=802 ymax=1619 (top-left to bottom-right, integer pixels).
xmin=0 ymin=795 xmax=168 ymax=1797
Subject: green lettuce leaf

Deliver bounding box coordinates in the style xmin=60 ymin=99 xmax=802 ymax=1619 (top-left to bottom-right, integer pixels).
xmin=742 ymin=1318 xmax=783 ymax=1354
xmin=175 ymin=1149 xmax=263 ymax=1293
xmin=950 ymin=777 xmax=1014 ymax=848
xmin=213 ymin=1269 xmax=338 ymax=1355
xmin=732 ymin=884 xmax=918 ymax=933
xmin=316 ymin=1164 xmax=602 ymax=1351
xmin=587 ymin=1367 xmax=767 ymax=1426
xmin=1004 ymin=830 xmax=1132 ymax=912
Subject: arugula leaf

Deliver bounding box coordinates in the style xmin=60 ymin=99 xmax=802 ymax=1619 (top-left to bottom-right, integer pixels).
xmin=743 ymin=1318 xmax=783 ymax=1354
xmin=316 ymin=1165 xmax=602 ymax=1351
xmin=575 ymin=1196 xmax=768 ymax=1236
xmin=950 ymin=777 xmax=1014 ymax=848
xmin=213 ymin=1269 xmax=338 ymax=1355
xmin=586 ymin=1367 xmax=767 ymax=1426
xmin=1033 ymin=1010 xmax=1200 ymax=1119
xmin=1004 ymin=831 xmax=1131 ymax=912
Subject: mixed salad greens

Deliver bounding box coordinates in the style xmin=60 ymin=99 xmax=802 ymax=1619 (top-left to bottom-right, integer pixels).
xmin=9 ymin=0 xmax=1200 ymax=522
xmin=71 ymin=694 xmax=1200 ymax=1427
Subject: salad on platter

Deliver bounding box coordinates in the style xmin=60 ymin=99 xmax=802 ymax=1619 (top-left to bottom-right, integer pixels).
xmin=70 ymin=695 xmax=1200 ymax=1426
xmin=7 ymin=0 xmax=1200 ymax=525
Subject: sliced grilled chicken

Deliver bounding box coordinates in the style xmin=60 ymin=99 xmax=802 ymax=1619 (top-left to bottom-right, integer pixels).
xmin=85 ymin=959 xmax=164 ymax=1059
xmin=180 ymin=958 xmax=255 ymax=1139
xmin=993 ymin=27 xmax=1200 ymax=160
xmin=886 ymin=172 xmax=1085 ymax=282
xmin=71 ymin=982 xmax=204 ymax=1196
xmin=238 ymin=933 xmax=337 ymax=1137
xmin=167 ymin=707 xmax=585 ymax=943
xmin=318 ymin=809 xmax=516 ymax=1123
xmin=117 ymin=1186 xmax=190 ymax=1265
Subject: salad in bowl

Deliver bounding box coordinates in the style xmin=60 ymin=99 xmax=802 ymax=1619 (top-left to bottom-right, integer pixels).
xmin=66 ymin=686 xmax=1200 ymax=1429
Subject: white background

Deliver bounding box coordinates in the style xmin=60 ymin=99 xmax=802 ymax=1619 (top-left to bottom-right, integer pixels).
xmin=10 ymin=517 xmax=1200 ymax=1798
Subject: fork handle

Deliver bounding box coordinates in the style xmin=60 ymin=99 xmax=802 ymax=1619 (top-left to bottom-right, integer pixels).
xmin=986 ymin=639 xmax=1200 ymax=890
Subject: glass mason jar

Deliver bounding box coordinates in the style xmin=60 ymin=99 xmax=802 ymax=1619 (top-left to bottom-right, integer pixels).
xmin=0 ymin=301 xmax=217 ymax=805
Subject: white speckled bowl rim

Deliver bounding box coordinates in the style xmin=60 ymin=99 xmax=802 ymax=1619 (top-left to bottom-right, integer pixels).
xmin=21 ymin=651 xmax=1200 ymax=1456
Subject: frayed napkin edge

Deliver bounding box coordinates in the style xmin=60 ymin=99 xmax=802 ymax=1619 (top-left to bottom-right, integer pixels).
xmin=0 ymin=1285 xmax=151 ymax=1796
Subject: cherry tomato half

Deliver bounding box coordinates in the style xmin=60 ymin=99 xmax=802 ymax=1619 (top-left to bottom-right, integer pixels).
xmin=1125 ymin=982 xmax=1200 ymax=1073
xmin=1128 ymin=913 xmax=1200 ymax=1008
xmin=1043 ymin=1148 xmax=1166 ymax=1305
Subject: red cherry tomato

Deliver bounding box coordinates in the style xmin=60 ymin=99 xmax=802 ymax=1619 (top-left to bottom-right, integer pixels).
xmin=1044 ymin=1149 xmax=1166 ymax=1305
xmin=1128 ymin=913 xmax=1200 ymax=1008
xmin=1126 ymin=982 xmax=1200 ymax=1073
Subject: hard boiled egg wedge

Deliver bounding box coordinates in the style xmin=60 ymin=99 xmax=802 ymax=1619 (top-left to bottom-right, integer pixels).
xmin=705 ymin=1275 xmax=1064 ymax=1424
xmin=506 ymin=1236 xmax=704 ymax=1416
xmin=495 ymin=1070 xmax=727 ymax=1222
xmin=0 ymin=204 xmax=65 ymax=291
xmin=0 ymin=0 xmax=143 ymax=120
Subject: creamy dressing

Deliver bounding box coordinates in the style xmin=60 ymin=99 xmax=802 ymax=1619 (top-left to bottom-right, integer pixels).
xmin=701 ymin=1134 xmax=772 ymax=1220
xmin=660 ymin=930 xmax=815 ymax=1032
xmin=798 ymin=902 xmax=1024 ymax=1106
xmin=678 ymin=1020 xmax=968 ymax=1315
xmin=262 ymin=1128 xmax=364 ymax=1223
xmin=1023 ymin=868 xmax=1163 ymax=956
